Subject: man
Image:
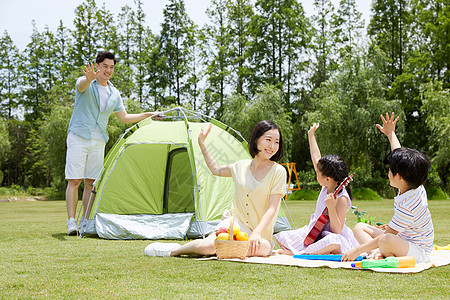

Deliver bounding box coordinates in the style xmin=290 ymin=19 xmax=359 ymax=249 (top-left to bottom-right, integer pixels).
xmin=65 ymin=51 xmax=159 ymax=235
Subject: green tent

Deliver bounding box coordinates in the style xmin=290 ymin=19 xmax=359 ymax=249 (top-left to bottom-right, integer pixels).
xmin=85 ymin=108 xmax=292 ymax=239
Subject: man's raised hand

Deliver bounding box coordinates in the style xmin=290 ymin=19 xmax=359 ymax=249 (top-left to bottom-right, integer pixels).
xmin=82 ymin=63 xmax=99 ymax=82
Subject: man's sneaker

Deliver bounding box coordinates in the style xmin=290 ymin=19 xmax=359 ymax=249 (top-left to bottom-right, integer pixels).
xmin=144 ymin=242 xmax=181 ymax=257
xmin=67 ymin=218 xmax=78 ymax=236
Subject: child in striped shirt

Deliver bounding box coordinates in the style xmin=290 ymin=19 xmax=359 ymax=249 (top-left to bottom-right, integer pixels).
xmin=341 ymin=113 xmax=434 ymax=263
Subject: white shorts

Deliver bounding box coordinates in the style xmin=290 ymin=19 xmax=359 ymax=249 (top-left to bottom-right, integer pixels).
xmin=406 ymin=241 xmax=430 ymax=264
xmin=369 ymin=242 xmax=430 ymax=263
xmin=65 ymin=132 xmax=105 ymax=180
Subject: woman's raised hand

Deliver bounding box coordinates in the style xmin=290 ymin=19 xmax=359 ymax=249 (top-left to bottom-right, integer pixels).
xmin=198 ymin=123 xmax=212 ymax=145
xmin=308 ymin=122 xmax=319 ymax=135
xmin=82 ymin=63 xmax=99 ymax=82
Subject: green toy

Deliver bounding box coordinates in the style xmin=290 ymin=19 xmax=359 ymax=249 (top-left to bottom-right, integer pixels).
xmin=351 ymin=256 xmax=415 ymax=269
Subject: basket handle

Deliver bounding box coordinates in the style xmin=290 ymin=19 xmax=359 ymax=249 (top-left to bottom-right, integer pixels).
xmin=229 ymin=216 xmax=234 ymax=241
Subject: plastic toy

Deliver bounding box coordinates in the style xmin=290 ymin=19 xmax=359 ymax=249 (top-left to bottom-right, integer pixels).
xmin=351 ymin=256 xmax=415 ymax=269
xmin=293 ymin=254 xmax=363 ymax=262
xmin=433 ymin=244 xmax=450 ymax=250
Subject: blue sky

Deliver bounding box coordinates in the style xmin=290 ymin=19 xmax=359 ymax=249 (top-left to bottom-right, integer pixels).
xmin=0 ymin=0 xmax=372 ymax=51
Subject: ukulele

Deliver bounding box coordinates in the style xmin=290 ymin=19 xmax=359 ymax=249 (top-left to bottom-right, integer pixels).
xmin=303 ymin=174 xmax=353 ymax=246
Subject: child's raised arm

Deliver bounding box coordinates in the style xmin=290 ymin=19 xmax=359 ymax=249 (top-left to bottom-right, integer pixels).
xmin=308 ymin=123 xmax=322 ymax=173
xmin=376 ymin=112 xmax=401 ymax=151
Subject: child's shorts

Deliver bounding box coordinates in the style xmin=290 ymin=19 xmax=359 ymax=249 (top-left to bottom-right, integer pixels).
xmin=407 ymin=241 xmax=430 ymax=263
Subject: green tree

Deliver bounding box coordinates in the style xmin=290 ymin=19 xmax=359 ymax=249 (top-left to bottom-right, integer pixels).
xmin=227 ymin=0 xmax=254 ymax=96
xmin=38 ymin=103 xmax=72 ymax=191
xmin=0 ymin=31 xmax=21 ymax=119
xmin=40 ymin=26 xmax=59 ymax=93
xmin=395 ymin=0 xmax=449 ymax=153
xmin=117 ymin=4 xmax=137 ymax=99
xmin=368 ymin=0 xmax=410 ymax=85
xmin=420 ymin=81 xmax=450 ymax=191
xmin=143 ymin=31 xmax=165 ymax=110
xmin=47 ymin=21 xmax=78 ymax=107
xmin=133 ymin=0 xmax=149 ymax=104
xmin=71 ymin=0 xmax=101 ymax=67
xmin=332 ymin=0 xmax=365 ymax=62
xmin=185 ymin=24 xmax=202 ymax=110
xmin=300 ymin=50 xmax=403 ymax=191
xmin=159 ymin=0 xmax=195 ymax=105
xmin=97 ymin=2 xmax=119 ymax=53
xmin=203 ymin=0 xmax=233 ymax=117
xmin=0 ymin=118 xmax=10 ymax=185
xmin=221 ymin=85 xmax=293 ymax=160
xmin=310 ymin=0 xmax=336 ymax=89
xmin=368 ymin=1 xmax=435 ymax=152
xmin=54 ymin=20 xmax=73 ymax=85
xmin=3 ymin=120 xmax=29 ymax=186
xmin=24 ymin=125 xmax=51 ymax=188
xmin=250 ymin=0 xmax=310 ymax=107
xmin=19 ymin=22 xmax=49 ymax=121
xmin=409 ymin=0 xmax=449 ymax=86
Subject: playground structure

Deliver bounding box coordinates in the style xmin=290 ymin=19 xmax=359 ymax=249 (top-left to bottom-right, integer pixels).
xmin=281 ymin=162 xmax=301 ymax=200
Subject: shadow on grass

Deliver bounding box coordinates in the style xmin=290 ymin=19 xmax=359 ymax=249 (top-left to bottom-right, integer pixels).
xmin=52 ymin=233 xmax=69 ymax=241
xmin=52 ymin=232 xmax=100 ymax=240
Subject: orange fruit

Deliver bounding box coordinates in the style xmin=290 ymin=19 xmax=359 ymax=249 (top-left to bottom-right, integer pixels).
xmin=235 ymin=231 xmax=249 ymax=241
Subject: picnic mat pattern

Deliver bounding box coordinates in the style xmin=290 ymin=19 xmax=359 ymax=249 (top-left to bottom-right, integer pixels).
xmin=198 ymin=250 xmax=450 ymax=273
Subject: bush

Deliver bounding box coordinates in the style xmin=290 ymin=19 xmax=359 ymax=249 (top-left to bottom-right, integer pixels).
xmin=44 ymin=186 xmax=64 ymax=200
xmin=426 ymin=187 xmax=449 ymax=200
xmin=352 ymin=188 xmax=382 ymax=200
xmin=296 ymin=169 xmax=320 ymax=191
xmin=288 ymin=189 xmax=319 ymax=201
xmin=0 ymin=185 xmax=25 ymax=196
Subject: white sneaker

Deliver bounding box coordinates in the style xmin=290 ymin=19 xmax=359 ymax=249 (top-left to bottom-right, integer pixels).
xmin=144 ymin=242 xmax=181 ymax=257
xmin=67 ymin=218 xmax=78 ymax=236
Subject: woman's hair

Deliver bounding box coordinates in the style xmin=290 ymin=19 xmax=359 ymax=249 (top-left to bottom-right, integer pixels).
xmin=317 ymin=154 xmax=352 ymax=199
xmin=248 ymin=120 xmax=283 ymax=162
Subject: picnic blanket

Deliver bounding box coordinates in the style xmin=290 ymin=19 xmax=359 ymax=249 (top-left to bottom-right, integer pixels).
xmin=198 ymin=250 xmax=450 ymax=273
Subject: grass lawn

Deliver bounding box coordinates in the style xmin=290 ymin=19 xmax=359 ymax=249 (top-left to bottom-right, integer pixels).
xmin=1 ymin=199 xmax=449 ymax=299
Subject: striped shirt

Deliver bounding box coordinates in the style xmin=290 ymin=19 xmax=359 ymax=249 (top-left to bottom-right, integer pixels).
xmin=389 ymin=185 xmax=434 ymax=254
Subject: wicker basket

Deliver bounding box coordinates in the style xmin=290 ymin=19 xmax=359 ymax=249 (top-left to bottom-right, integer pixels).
xmin=214 ymin=216 xmax=249 ymax=260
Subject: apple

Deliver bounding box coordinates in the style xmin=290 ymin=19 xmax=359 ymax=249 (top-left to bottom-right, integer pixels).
xmin=217 ymin=226 xmax=228 ymax=236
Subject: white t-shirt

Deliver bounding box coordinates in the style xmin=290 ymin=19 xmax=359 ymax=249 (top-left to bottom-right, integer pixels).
xmin=245 ymin=170 xmax=261 ymax=194
xmin=97 ymin=84 xmax=110 ymax=112
xmin=92 ymin=84 xmax=110 ymax=141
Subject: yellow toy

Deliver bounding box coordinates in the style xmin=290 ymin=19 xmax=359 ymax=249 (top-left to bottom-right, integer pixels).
xmin=433 ymin=244 xmax=450 ymax=250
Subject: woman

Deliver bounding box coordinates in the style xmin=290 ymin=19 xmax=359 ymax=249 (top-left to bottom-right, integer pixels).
xmin=144 ymin=120 xmax=287 ymax=257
